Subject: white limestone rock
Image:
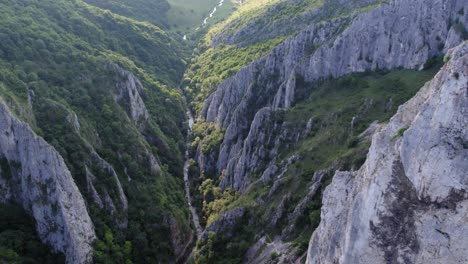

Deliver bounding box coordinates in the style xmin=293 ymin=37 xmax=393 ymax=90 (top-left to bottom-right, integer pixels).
xmin=0 ymin=101 xmax=95 ymax=263
xmin=198 ymin=0 xmax=467 ymax=192
xmin=306 ymin=41 xmax=468 ymax=264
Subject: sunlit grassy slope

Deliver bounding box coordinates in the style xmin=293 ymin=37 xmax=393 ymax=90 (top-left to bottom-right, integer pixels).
xmin=166 ymin=0 xmax=236 ymax=33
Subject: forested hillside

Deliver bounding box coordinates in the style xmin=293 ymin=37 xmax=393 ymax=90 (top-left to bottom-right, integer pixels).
xmin=83 ymin=0 xmax=172 ymax=28
xmin=0 ymin=0 xmax=193 ymax=262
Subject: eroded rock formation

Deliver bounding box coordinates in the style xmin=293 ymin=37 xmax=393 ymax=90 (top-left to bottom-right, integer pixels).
xmin=199 ymin=0 xmax=467 ymax=192
xmin=307 ymin=41 xmax=468 ymax=264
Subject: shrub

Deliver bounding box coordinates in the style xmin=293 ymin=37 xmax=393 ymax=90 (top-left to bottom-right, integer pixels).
xmin=271 ymin=252 xmax=280 ymax=260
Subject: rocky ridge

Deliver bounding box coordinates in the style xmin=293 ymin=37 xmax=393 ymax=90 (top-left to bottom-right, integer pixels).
xmin=199 ymin=0 xmax=467 ymax=192
xmin=211 ymin=0 xmax=380 ymax=48
xmin=307 ymin=41 xmax=468 ymax=264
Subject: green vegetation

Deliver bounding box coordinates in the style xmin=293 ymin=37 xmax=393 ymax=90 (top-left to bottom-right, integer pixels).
xmin=183 ymin=36 xmax=287 ymax=113
xmin=204 ymin=0 xmax=382 ymax=47
xmin=206 ymin=0 xmax=290 ymax=38
xmin=83 ymin=0 xmax=171 ymax=28
xmin=0 ymin=0 xmax=194 ymax=262
xmin=217 ymin=0 xmax=323 ymax=36
xmin=93 ymin=227 xmax=133 ymax=264
xmin=199 ymin=178 xmax=238 ymax=225
xmin=83 ymin=0 xmax=238 ymax=34
xmin=192 ymin=120 xmax=226 ymax=154
xmin=192 ymin=63 xmax=442 ymax=262
xmin=392 ymin=127 xmax=409 ymax=140
xmin=0 ymin=204 xmax=65 ymax=263
xmin=194 ymin=216 xmax=254 ymax=264
xmin=166 ymin=0 xmax=236 ymax=33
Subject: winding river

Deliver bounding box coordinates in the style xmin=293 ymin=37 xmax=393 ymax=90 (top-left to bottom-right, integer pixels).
xmin=203 ymin=0 xmax=225 ymax=25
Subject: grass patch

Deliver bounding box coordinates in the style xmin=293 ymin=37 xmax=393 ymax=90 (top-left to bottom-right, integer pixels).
xmin=392 ymin=127 xmax=408 ymax=140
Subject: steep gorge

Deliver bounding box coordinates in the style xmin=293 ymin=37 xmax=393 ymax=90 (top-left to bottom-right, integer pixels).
xmin=0 ymin=0 xmax=466 ymax=263
xmin=185 ymin=0 xmax=468 ymax=262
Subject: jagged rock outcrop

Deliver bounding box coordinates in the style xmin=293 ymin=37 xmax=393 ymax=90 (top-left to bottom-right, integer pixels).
xmin=199 ymin=0 xmax=467 ymax=192
xmin=60 ymin=105 xmax=129 ymax=227
xmin=165 ymin=215 xmax=192 ymax=260
xmin=111 ymin=63 xmax=149 ymax=129
xmin=306 ymin=41 xmax=468 ymax=264
xmin=86 ymin=150 xmax=128 ymax=227
xmin=110 ymin=64 xmax=162 ymax=176
xmin=267 ymin=195 xmax=290 ymax=230
xmin=357 ymin=120 xmax=383 ymax=141
xmin=0 ymin=101 xmax=95 ymax=263
xmin=282 ymin=170 xmax=324 ymax=239
xmin=218 ymin=107 xmax=302 ymax=190
xmin=262 ymin=155 xmax=300 ymax=190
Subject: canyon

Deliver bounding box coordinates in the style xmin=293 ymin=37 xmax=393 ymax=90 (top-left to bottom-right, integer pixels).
xmin=0 ymin=0 xmax=466 ymax=263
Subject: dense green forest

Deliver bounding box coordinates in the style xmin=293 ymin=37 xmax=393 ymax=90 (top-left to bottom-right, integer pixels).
xmin=83 ymin=0 xmax=172 ymax=28
xmin=0 ymin=0 xmax=194 ymax=262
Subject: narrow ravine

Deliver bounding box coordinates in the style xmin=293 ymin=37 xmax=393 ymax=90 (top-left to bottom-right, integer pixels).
xmin=180 ymin=0 xmax=229 ymax=246
xmin=183 ymin=109 xmax=203 ymax=239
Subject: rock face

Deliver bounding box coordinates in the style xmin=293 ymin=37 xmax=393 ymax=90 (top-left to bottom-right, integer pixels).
xmin=0 ymin=101 xmax=95 ymax=263
xmin=212 ymin=0 xmax=380 ymax=48
xmin=216 ymin=107 xmax=302 ymax=190
xmin=199 ymin=0 xmax=467 ymax=192
xmin=306 ymin=42 xmax=468 ymax=264
xmin=282 ymin=170 xmax=325 ymax=239
xmin=110 ymin=63 xmax=162 ymax=175
xmin=60 ymin=103 xmax=130 ymax=227
xmin=111 ymin=63 xmax=149 ymax=129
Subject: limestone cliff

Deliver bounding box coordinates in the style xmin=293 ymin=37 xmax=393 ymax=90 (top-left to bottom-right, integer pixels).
xmin=0 ymin=102 xmax=95 ymax=263
xmin=199 ymin=0 xmax=467 ymax=192
xmin=111 ymin=63 xmax=150 ymax=129
xmin=307 ymin=41 xmax=468 ymax=264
